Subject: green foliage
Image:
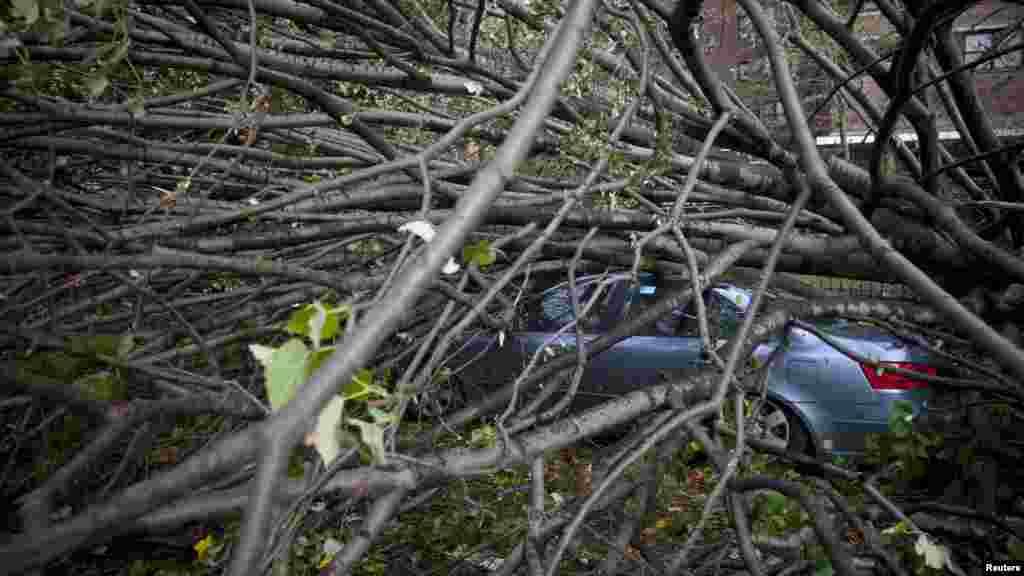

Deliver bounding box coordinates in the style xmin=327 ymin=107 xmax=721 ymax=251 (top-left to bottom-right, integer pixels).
xmin=4 ymin=0 xmax=69 ymax=43
xmin=153 ymin=67 xmax=210 ymax=95
xmin=74 ymin=371 xmax=126 ymax=402
xmin=249 ymin=301 xmax=392 ymax=467
xmin=16 ymin=333 xmax=137 ymax=404
xmin=751 ymin=489 xmax=805 ymax=536
xmin=761 ymin=491 xmax=787 ymax=516
xmin=881 ymin=523 xmax=960 ymax=575
xmin=650 ymin=107 xmax=674 ymax=174
xmin=528 ymin=0 xmax=563 ymax=20
xmin=560 ymin=117 xmax=609 ymax=166
xmin=286 ymin=301 xmax=348 ymax=349
xmin=208 ymin=272 xmax=243 ymax=293
xmin=34 ymin=412 xmax=85 ymax=480
xmin=864 ymin=398 xmax=943 ymax=484
xmin=878 ymin=31 xmax=902 ymax=52
xmin=251 ymin=338 xmax=309 ymax=412
xmin=3 ymin=0 xmax=135 ymax=102
xmin=888 ymin=399 xmax=914 ymax=436
xmin=311 ymin=396 xmax=347 ymax=466
xmin=1009 ymin=536 xmax=1024 ymax=561
xmin=470 ymin=424 xmax=497 ymax=448
xmin=685 ymin=439 xmax=704 ymax=459
xmin=348 ymin=238 xmax=386 ymax=257
xmin=734 ymin=78 xmax=775 ymax=100
xmin=462 ymin=239 xmax=497 ymax=268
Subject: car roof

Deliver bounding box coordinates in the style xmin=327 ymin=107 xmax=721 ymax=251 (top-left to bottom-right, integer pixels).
xmin=541 ymin=273 xmax=754 ymax=306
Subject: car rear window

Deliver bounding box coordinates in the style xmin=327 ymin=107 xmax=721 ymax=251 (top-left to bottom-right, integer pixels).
xmin=808 ymin=318 xmax=889 ymax=340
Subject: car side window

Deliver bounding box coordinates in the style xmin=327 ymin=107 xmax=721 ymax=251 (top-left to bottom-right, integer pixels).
xmin=686 ymin=291 xmax=748 ymax=341
xmin=532 ymin=280 xmax=613 ymax=332
xmin=715 ymin=295 xmax=743 ymax=339
xmin=620 ymin=279 xmax=692 ymax=336
xmin=620 ymin=282 xmax=744 ymax=339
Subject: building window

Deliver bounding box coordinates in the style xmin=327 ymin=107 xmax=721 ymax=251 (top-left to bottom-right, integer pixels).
xmin=963 ymin=28 xmax=1023 ymax=70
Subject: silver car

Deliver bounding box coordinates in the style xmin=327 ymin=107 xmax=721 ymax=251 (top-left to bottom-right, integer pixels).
xmin=453 ymin=271 xmax=937 ymax=456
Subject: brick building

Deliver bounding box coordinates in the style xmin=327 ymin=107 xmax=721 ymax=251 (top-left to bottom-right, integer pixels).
xmin=698 ymin=0 xmax=1024 ymax=162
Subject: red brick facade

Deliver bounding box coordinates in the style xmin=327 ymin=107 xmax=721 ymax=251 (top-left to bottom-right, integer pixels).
xmin=702 ymin=0 xmax=1024 ymax=143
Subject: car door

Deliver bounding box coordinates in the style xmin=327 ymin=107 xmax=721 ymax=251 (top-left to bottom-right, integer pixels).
xmin=511 ymin=274 xmax=624 ymax=410
xmin=597 ymin=277 xmax=708 ymax=398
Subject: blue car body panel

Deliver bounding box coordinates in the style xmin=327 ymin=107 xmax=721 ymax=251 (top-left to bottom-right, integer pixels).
xmin=452 ymin=273 xmax=933 ymax=455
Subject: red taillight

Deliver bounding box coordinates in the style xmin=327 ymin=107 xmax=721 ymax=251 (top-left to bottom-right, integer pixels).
xmin=860 ymin=362 xmax=936 ymax=390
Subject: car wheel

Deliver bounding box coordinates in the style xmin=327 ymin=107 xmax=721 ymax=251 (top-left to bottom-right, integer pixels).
xmin=749 ymin=399 xmax=810 ymax=455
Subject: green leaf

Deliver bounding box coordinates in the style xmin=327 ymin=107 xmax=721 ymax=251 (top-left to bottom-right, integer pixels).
xmin=307 ymin=347 xmax=335 ymax=379
xmin=461 ymin=239 xmax=496 ymax=268
xmin=84 ymin=73 xmax=109 ymax=97
xmin=914 ymin=534 xmax=952 ymax=570
xmin=92 ymin=0 xmax=111 ymax=17
xmin=1008 ymin=536 xmax=1024 ymax=561
xmin=126 ymin=96 xmax=145 ymax=117
xmin=322 ymin=305 xmax=349 ymax=342
xmin=249 ymin=343 xmax=275 ymax=368
xmin=889 ymin=416 xmax=912 ymax=436
xmin=888 ymin=399 xmax=914 ymax=436
xmin=17 ymin=351 xmax=84 ymax=382
xmin=12 ymin=0 xmax=40 ymax=25
xmin=813 ymin=559 xmax=833 ymax=576
xmin=883 ymin=520 xmax=911 ymax=536
xmin=318 ymin=30 xmax=335 ymax=49
xmin=470 ymin=425 xmax=496 ymax=448
xmin=891 ymin=399 xmax=913 ymax=416
xmin=74 ymin=371 xmax=125 ymax=401
xmin=288 ymin=302 xmax=345 ymax=348
xmin=310 ymin=395 xmax=346 ymax=466
xmin=299 ymin=302 xmax=329 ymax=348
xmin=349 ymin=418 xmax=386 ymax=465
xmin=116 ymin=334 xmax=135 ymax=358
xmin=342 ymin=368 xmax=375 ymax=399
xmin=42 ymin=9 xmax=67 ymax=45
xmin=250 ymin=339 xmax=310 ymax=411
xmin=68 ymin=334 xmax=122 ymax=357
xmin=762 ymin=492 xmax=787 ymax=516
xmin=286 ymin=304 xmax=317 ymax=339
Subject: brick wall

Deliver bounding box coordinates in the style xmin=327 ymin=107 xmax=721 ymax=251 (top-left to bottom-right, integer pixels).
xmin=704 ymin=0 xmax=1024 ymax=139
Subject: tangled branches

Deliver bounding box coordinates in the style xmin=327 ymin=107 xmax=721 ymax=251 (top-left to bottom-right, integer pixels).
xmin=1 ymin=0 xmax=1023 ymax=574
